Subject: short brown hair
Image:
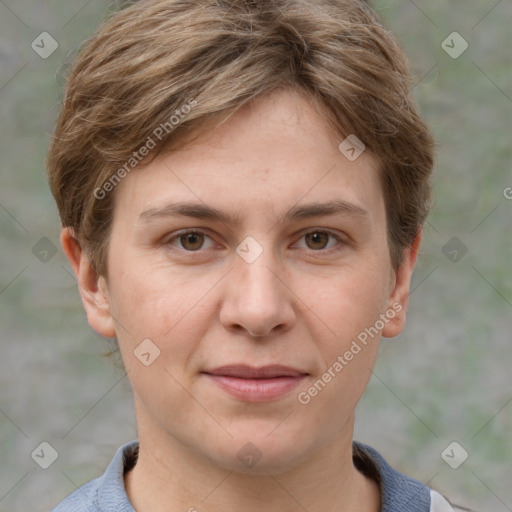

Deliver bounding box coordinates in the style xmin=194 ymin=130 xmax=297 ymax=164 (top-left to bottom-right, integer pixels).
xmin=47 ymin=0 xmax=435 ymax=277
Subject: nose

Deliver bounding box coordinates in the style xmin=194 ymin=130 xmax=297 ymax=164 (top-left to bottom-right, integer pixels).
xmin=219 ymin=242 xmax=296 ymax=338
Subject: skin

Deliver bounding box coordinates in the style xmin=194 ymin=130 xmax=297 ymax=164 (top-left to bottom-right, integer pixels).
xmin=62 ymin=87 xmax=420 ymax=512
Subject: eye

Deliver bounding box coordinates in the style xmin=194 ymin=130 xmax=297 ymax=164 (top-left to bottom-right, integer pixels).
xmin=165 ymin=230 xmax=216 ymax=252
xmin=294 ymin=229 xmax=344 ymax=252
xmin=164 ymin=228 xmax=345 ymax=254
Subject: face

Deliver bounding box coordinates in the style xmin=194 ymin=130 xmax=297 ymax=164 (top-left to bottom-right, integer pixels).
xmin=69 ymin=88 xmax=417 ymax=474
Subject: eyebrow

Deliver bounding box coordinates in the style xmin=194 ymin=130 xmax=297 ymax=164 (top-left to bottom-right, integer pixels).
xmin=139 ymin=199 xmax=369 ymax=224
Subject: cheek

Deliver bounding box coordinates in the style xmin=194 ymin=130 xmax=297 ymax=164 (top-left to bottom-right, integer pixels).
xmin=109 ymin=258 xmax=183 ymax=323
xmin=308 ymin=259 xmax=391 ymax=391
xmin=319 ymin=262 xmax=391 ymax=334
xmin=300 ymin=274 xmax=385 ymax=417
xmin=107 ymin=260 xmax=219 ymax=368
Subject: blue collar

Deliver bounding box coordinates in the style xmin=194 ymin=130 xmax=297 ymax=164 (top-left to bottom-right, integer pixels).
xmin=52 ymin=439 xmax=432 ymax=511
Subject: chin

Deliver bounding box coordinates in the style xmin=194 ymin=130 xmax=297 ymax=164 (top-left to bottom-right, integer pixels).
xmin=205 ymin=430 xmax=313 ymax=476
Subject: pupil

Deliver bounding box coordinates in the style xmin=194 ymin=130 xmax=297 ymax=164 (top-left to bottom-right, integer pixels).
xmin=308 ymin=232 xmax=327 ymax=249
xmin=182 ymin=233 xmax=203 ymax=250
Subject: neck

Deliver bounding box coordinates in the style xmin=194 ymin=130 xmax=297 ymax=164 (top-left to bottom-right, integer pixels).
xmin=125 ymin=412 xmax=380 ymax=512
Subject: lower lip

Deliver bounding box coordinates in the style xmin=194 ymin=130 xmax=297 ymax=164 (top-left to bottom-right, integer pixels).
xmin=204 ymin=374 xmax=306 ymax=402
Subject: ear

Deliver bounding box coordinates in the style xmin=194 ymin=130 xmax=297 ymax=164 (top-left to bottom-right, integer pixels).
xmin=381 ymin=229 xmax=422 ymax=339
xmin=61 ymin=227 xmax=116 ymax=338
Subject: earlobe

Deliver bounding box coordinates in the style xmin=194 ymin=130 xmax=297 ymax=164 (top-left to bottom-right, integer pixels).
xmin=381 ymin=230 xmax=422 ymax=339
xmin=60 ymin=228 xmax=116 ymax=338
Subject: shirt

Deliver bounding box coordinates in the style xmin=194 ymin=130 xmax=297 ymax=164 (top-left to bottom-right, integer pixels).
xmin=50 ymin=440 xmax=460 ymax=511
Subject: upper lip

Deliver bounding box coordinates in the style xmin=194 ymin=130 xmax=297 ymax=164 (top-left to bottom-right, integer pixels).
xmin=203 ymin=365 xmax=308 ymax=379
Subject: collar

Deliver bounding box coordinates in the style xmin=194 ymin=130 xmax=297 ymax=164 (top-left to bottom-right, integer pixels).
xmin=96 ymin=440 xmax=432 ymax=512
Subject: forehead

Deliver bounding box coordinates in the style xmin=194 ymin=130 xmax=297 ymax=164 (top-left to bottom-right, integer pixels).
xmin=111 ymin=88 xmax=384 ymax=227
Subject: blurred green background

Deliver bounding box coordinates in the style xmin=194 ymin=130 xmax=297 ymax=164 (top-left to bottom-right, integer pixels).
xmin=0 ymin=1 xmax=510 ymax=510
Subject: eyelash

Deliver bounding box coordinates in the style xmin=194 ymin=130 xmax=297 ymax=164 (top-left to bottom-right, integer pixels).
xmin=163 ymin=228 xmax=346 ymax=255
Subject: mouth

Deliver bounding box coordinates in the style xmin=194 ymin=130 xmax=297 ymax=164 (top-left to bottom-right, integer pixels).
xmin=201 ymin=365 xmax=309 ymax=402
xmin=204 ymin=364 xmax=308 ymax=379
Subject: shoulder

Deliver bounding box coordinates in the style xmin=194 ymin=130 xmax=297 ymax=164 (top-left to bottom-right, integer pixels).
xmin=353 ymin=441 xmax=466 ymax=512
xmin=50 ymin=440 xmax=139 ymax=512
xmin=353 ymin=441 xmax=431 ymax=509
xmin=430 ymin=490 xmax=460 ymax=512
xmin=50 ymin=477 xmax=102 ymax=511
xmin=430 ymin=491 xmax=477 ymax=512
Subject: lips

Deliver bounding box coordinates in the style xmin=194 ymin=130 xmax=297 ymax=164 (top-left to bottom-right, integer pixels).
xmin=202 ymin=365 xmax=308 ymax=402
xmin=203 ymin=364 xmax=307 ymax=379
